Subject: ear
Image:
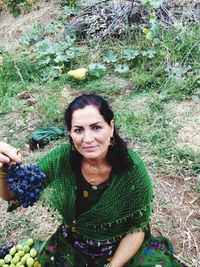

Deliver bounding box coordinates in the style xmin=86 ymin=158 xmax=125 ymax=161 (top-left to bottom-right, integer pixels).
xmin=110 ymin=119 xmax=114 ymax=136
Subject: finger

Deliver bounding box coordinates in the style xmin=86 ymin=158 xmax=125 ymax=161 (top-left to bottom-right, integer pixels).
xmin=0 ymin=143 xmax=22 ymax=164
xmin=7 ymin=151 xmax=22 ymax=164
xmin=0 ymin=153 xmax=11 ymax=164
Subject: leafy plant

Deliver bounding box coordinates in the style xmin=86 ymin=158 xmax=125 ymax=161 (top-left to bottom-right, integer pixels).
xmin=39 ymin=67 xmax=61 ymax=83
xmin=60 ymin=0 xmax=77 ymax=8
xmin=21 ymin=23 xmax=46 ymax=46
xmin=21 ymin=22 xmax=62 ymax=47
xmin=35 ymin=40 xmax=84 ymax=68
xmin=103 ymin=50 xmax=118 ymax=63
xmin=123 ymin=49 xmax=140 ymax=61
xmin=88 ymin=63 xmax=106 ymax=78
xmin=142 ymin=50 xmax=156 ymax=58
xmin=5 ymin=0 xmax=32 ymax=16
xmin=140 ymin=0 xmax=164 ymax=9
xmin=63 ymin=4 xmax=78 ymax=17
xmin=115 ymin=64 xmax=129 ymax=74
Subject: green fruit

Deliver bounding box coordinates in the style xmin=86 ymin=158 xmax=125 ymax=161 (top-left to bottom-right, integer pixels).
xmin=0 ymin=259 xmax=5 ymax=266
xmin=29 ymin=248 xmax=37 ymax=258
xmin=22 ymin=245 xmax=30 ymax=253
xmin=10 ymin=246 xmax=17 ymax=256
xmin=11 ymin=255 xmax=20 ymax=264
xmin=16 ymin=244 xmax=23 ymax=251
xmin=26 ymin=257 xmax=34 ymax=267
xmin=26 ymin=239 xmax=34 ymax=247
xmin=21 ymin=253 xmax=30 ymax=263
xmin=24 ymin=253 xmax=30 ymax=260
xmin=20 ymin=256 xmax=26 ymax=265
xmin=17 ymin=251 xmax=25 ymax=257
xmin=2 ymin=265 xmax=9 ymax=267
xmin=4 ymin=254 xmax=12 ymax=263
xmin=16 ymin=263 xmax=22 ymax=267
xmin=10 ymin=264 xmax=16 ymax=267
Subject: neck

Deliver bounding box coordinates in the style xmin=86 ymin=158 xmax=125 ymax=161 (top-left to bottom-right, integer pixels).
xmin=81 ymin=157 xmax=112 ymax=187
xmin=82 ymin=157 xmax=108 ymax=168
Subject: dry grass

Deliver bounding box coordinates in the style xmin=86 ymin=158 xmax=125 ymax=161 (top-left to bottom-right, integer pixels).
xmin=151 ymin=172 xmax=200 ymax=266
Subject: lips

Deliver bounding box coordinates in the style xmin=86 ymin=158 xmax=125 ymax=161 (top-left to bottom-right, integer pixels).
xmin=83 ymin=146 xmax=97 ymax=151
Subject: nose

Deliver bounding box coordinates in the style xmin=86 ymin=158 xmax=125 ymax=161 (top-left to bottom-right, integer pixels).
xmin=83 ymin=130 xmax=94 ymax=143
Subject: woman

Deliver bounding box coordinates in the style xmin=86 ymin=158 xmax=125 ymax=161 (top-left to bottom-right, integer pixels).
xmin=0 ymin=94 xmax=181 ymax=267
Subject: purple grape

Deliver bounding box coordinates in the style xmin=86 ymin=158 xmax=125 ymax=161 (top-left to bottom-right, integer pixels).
xmin=0 ymin=242 xmax=15 ymax=258
xmin=6 ymin=163 xmax=46 ymax=208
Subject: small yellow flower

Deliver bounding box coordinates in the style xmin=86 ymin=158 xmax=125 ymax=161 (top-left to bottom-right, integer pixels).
xmin=143 ymin=28 xmax=150 ymax=35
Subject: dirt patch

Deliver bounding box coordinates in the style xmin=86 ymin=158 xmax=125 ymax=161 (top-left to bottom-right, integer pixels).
xmin=0 ymin=199 xmax=60 ymax=243
xmin=152 ymin=173 xmax=200 ymax=266
xmin=0 ymin=0 xmax=63 ymax=51
xmin=166 ymin=101 xmax=200 ymax=152
xmin=104 ymin=75 xmax=133 ymax=92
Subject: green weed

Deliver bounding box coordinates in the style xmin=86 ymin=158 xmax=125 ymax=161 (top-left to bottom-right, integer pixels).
xmin=35 ymin=95 xmax=63 ymax=127
xmin=5 ymin=0 xmax=32 ymax=16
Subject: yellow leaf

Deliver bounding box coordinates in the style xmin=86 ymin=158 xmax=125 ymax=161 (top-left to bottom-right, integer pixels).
xmin=143 ymin=28 xmax=150 ymax=35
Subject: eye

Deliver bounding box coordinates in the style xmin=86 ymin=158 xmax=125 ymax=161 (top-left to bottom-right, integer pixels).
xmin=74 ymin=128 xmax=83 ymax=133
xmin=92 ymin=125 xmax=101 ymax=131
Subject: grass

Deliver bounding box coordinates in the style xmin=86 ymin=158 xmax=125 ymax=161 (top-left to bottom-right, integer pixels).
xmin=0 ymin=10 xmax=200 ymax=266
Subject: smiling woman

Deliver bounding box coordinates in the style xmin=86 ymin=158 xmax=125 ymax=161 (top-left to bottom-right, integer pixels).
xmin=0 ymin=94 xmax=182 ymax=267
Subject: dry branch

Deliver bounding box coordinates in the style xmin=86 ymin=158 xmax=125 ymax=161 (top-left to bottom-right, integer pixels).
xmin=65 ymin=0 xmax=200 ymax=43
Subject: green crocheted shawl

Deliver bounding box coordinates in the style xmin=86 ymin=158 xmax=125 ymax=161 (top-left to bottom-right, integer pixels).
xmin=39 ymin=144 xmax=153 ymax=241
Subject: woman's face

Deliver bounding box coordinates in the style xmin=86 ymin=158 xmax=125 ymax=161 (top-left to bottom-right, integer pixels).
xmin=69 ymin=105 xmax=114 ymax=161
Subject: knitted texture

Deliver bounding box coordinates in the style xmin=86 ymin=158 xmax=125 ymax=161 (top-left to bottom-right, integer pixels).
xmin=39 ymin=144 xmax=154 ymax=241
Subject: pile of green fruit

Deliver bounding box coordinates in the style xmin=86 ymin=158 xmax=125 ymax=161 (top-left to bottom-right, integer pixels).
xmin=0 ymin=239 xmax=41 ymax=267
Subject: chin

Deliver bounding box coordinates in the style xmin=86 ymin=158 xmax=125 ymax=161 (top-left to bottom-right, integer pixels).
xmin=82 ymin=152 xmax=100 ymax=159
xmin=81 ymin=150 xmax=105 ymax=160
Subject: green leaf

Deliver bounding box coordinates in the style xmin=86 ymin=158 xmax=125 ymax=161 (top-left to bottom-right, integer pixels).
xmin=140 ymin=0 xmax=164 ymax=8
xmin=115 ymin=64 xmax=129 ymax=74
xmin=151 ymin=0 xmax=164 ymax=8
xmin=149 ymin=11 xmax=156 ymax=24
xmin=38 ymin=56 xmax=51 ymax=66
xmin=151 ymin=22 xmax=161 ymax=37
xmin=31 ymin=127 xmax=66 ymax=142
xmin=40 ymin=67 xmax=61 ymax=82
xmin=63 ymin=5 xmax=78 ymax=16
xmin=123 ymin=49 xmax=140 ymax=61
xmin=88 ymin=63 xmax=106 ymax=78
xmin=54 ymin=53 xmax=68 ymax=63
xmin=68 ymin=47 xmax=84 ymax=56
xmin=36 ymin=42 xmax=50 ymax=55
xmin=142 ymin=50 xmax=156 ymax=58
xmin=104 ymin=50 xmax=118 ymax=63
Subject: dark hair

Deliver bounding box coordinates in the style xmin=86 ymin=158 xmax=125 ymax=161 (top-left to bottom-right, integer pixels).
xmin=64 ymin=94 xmax=131 ymax=173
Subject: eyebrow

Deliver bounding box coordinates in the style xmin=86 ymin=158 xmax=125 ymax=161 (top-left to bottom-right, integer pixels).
xmin=72 ymin=121 xmax=102 ymax=128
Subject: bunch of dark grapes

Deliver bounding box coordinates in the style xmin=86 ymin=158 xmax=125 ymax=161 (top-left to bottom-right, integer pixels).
xmin=7 ymin=164 xmax=46 ymax=208
xmin=0 ymin=242 xmax=15 ymax=258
